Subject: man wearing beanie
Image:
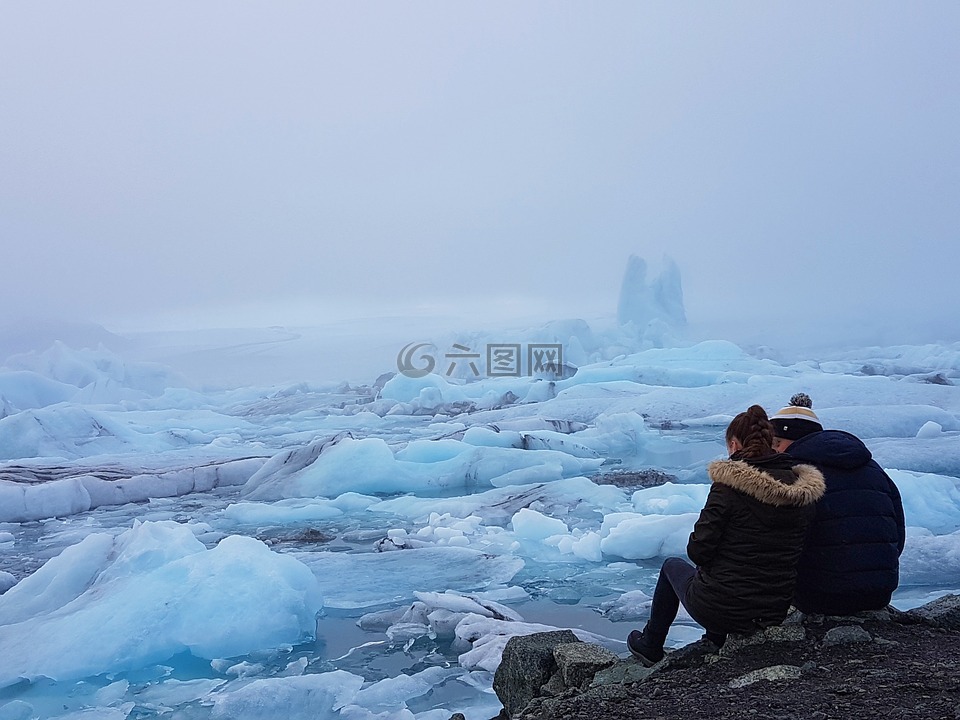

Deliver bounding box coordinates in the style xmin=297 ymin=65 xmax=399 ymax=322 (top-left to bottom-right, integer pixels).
xmin=771 ymin=394 xmax=906 ymax=615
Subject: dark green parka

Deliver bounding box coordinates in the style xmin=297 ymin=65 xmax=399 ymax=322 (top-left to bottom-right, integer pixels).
xmin=685 ymin=454 xmax=826 ymax=634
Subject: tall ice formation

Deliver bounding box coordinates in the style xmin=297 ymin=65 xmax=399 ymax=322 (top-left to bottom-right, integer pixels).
xmin=616 ymin=255 xmax=687 ymax=332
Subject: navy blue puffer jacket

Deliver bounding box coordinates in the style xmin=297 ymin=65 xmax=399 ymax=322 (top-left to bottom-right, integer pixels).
xmin=786 ymin=430 xmax=905 ymax=614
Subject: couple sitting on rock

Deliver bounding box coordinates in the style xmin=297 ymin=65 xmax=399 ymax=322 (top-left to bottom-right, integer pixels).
xmin=627 ymin=394 xmax=907 ymax=666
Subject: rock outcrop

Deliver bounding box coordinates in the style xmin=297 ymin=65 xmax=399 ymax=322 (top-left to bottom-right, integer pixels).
xmin=493 ymin=634 xmax=620 ymax=719
xmin=486 ymin=595 xmax=960 ymax=720
xmin=899 ymin=592 xmax=960 ymax=630
xmin=492 ymin=630 xmax=579 ymax=718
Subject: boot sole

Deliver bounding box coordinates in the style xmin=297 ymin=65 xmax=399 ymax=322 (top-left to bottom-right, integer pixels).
xmin=628 ymin=644 xmax=662 ymax=667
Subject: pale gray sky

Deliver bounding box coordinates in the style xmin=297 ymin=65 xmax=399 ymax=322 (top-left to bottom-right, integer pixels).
xmin=2 ymin=2 xmax=958 ymax=343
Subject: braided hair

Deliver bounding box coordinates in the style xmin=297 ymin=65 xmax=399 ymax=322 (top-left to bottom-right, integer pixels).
xmin=726 ymin=404 xmax=776 ymax=458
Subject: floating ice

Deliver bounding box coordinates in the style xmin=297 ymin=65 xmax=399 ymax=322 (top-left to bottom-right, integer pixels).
xmin=224 ymin=492 xmax=381 ymax=525
xmin=599 ymin=512 xmax=698 ymax=560
xmin=871 ymin=436 xmax=960 ymax=477
xmin=295 ymin=546 xmax=524 ymax=610
xmin=454 ymin=614 xmax=621 ymax=673
xmin=631 ymin=483 xmax=710 ymax=515
xmin=511 ymin=508 xmax=569 ymax=540
xmin=816 ymin=404 xmax=959 ymax=439
xmin=209 ymin=670 xmax=364 ymax=720
xmin=889 ymin=469 xmax=960 ymax=534
xmin=0 ymin=406 xmax=139 ymax=461
xmin=0 ymin=371 xmax=76 ymax=411
xmin=243 ymin=433 xmax=601 ymax=500
xmin=6 ymin=342 xmax=185 ymax=398
xmin=358 ymin=589 xmax=525 ymax=648
xmin=0 ymin=457 xmax=264 ymax=522
xmin=599 ymin=589 xmax=653 ymax=621
xmin=900 ymin=528 xmax=960 ymax=585
xmin=0 ymin=521 xmax=322 ymax=687
xmin=352 ymin=666 xmax=456 ymax=712
xmin=379 ymin=372 xmax=471 ymax=406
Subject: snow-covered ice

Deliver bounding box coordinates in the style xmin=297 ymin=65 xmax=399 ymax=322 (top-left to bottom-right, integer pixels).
xmin=0 ymin=314 xmax=958 ymax=719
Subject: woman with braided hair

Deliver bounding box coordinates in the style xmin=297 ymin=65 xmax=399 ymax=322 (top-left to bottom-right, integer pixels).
xmin=627 ymin=405 xmax=826 ymax=666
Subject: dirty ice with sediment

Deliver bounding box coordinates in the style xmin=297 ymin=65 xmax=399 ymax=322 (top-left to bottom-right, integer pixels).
xmin=1 ymin=256 xmax=959 ymax=720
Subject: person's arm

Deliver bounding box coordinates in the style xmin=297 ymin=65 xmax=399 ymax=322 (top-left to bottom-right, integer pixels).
xmin=687 ymin=485 xmax=729 ymax=567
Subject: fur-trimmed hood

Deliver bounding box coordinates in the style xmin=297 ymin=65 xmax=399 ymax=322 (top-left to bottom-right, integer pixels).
xmin=707 ymin=459 xmax=825 ymax=507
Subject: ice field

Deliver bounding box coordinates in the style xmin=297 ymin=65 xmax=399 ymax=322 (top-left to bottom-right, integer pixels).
xmin=1 ymin=315 xmax=960 ymax=720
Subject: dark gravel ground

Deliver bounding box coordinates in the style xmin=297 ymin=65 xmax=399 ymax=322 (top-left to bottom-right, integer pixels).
xmin=522 ymin=614 xmax=960 ymax=720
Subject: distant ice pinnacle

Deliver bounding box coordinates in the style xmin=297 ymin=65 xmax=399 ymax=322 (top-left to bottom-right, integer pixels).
xmin=616 ymin=255 xmax=687 ymax=330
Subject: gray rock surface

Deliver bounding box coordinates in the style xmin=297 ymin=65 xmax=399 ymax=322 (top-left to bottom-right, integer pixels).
xmin=553 ymin=642 xmax=619 ymax=689
xmin=493 ymin=630 xmax=578 ymax=717
xmin=822 ymin=625 xmax=873 ymax=647
xmin=590 ymin=660 xmax=654 ymax=686
xmin=905 ymin=593 xmax=960 ymax=630
xmin=728 ymin=664 xmax=803 ymax=688
xmin=720 ymin=624 xmax=806 ymax=655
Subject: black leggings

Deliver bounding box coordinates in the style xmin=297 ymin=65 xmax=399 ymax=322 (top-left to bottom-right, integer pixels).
xmin=645 ymin=557 xmax=727 ymax=647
